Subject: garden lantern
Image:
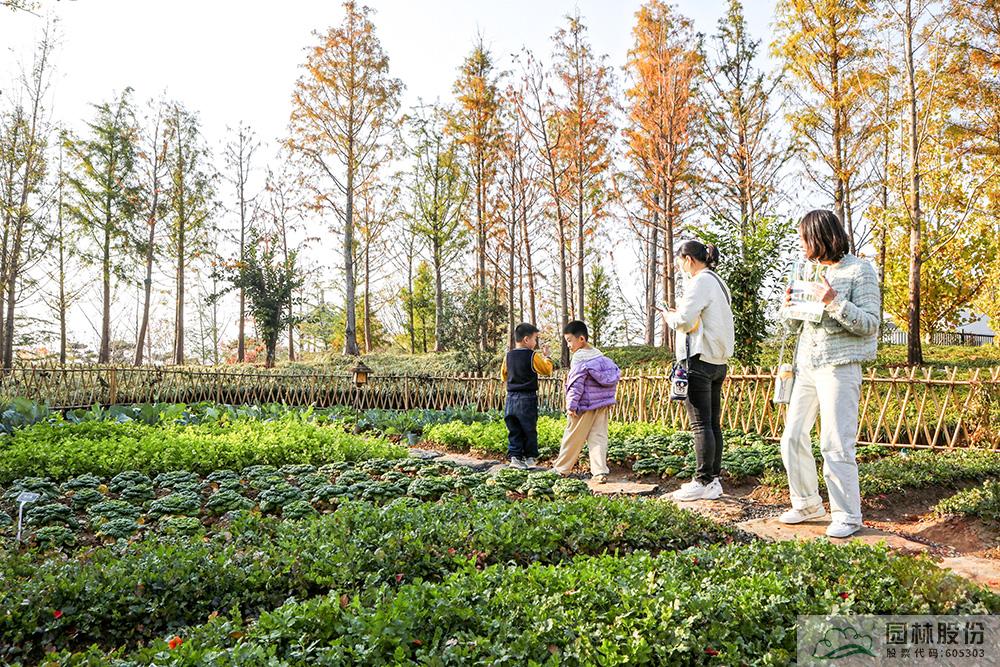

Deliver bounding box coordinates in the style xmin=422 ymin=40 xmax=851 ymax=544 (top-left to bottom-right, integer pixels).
xmin=351 ymin=360 xmax=372 ymax=387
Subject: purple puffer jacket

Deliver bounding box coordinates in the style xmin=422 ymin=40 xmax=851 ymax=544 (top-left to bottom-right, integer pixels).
xmin=565 ymin=347 xmax=621 ymax=413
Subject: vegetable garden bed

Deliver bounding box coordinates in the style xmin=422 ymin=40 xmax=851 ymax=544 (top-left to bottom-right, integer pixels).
xmin=2 ymin=400 xmax=999 ymax=664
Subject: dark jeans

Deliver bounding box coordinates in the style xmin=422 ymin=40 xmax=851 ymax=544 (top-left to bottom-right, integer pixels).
xmin=684 ymin=356 xmax=728 ymax=483
xmin=505 ymin=392 xmax=539 ymax=459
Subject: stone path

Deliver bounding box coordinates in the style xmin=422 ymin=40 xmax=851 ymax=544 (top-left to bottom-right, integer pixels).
xmin=409 ymin=447 xmax=1000 ymax=592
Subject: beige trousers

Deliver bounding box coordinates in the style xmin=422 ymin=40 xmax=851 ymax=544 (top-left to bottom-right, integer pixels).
xmin=552 ymin=407 xmax=610 ymax=476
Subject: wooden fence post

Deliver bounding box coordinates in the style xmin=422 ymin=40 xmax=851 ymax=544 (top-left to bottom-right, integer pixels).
xmin=107 ymin=368 xmax=118 ymax=405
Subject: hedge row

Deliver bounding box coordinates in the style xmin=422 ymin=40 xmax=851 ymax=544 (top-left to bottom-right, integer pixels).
xmin=0 ymin=496 xmax=732 ymax=661
xmin=52 ymin=540 xmax=999 ymax=665
xmin=0 ymin=417 xmax=405 ymax=485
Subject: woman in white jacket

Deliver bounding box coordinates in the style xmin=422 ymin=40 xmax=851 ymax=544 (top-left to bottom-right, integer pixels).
xmin=659 ymin=240 xmax=736 ymax=501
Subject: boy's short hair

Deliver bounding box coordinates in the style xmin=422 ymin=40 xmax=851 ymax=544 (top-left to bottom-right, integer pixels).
xmin=514 ymin=322 xmax=540 ymax=342
xmin=563 ymin=320 xmax=589 ymax=340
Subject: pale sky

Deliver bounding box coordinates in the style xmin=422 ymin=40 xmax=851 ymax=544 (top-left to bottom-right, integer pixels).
xmin=1 ymin=0 xmax=785 ymax=356
xmin=2 ymin=1 xmax=777 ymax=150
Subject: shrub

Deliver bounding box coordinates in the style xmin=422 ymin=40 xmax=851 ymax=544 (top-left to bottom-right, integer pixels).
xmin=0 ymin=496 xmax=732 ymax=661
xmin=64 ymin=541 xmax=999 ymax=665
xmin=934 ymin=480 xmax=1000 ymax=522
xmin=0 ymin=416 xmax=405 ymax=485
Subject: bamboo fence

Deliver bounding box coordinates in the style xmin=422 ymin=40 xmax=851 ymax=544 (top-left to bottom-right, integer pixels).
xmin=0 ymin=364 xmax=997 ymax=450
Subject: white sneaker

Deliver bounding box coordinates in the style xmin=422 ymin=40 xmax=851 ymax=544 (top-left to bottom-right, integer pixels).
xmin=525 ymin=457 xmax=537 ymax=468
xmin=509 ymin=457 xmax=528 ymax=470
xmin=826 ymin=520 xmax=861 ymax=538
xmin=591 ymin=474 xmax=608 ymax=485
xmin=779 ymin=505 xmax=827 ymax=524
xmin=703 ymin=477 xmax=723 ymax=500
xmin=672 ymin=479 xmax=710 ymax=502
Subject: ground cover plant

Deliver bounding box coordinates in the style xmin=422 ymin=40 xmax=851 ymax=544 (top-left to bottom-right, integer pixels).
xmin=0 ymin=496 xmax=733 ymax=662
xmin=0 ymin=459 xmax=592 ymax=550
xmin=762 ymin=447 xmax=1000 ymax=497
xmin=40 ymin=540 xmax=1000 ymax=665
xmin=0 ymin=416 xmax=405 ymax=485
xmin=934 ymin=479 xmax=1000 ymax=522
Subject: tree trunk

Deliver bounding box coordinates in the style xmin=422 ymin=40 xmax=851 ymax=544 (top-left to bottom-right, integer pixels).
xmin=174 ymin=222 xmax=185 ymax=365
xmin=645 ymin=198 xmax=659 ymax=347
xmin=877 ymin=123 xmax=889 ymax=332
xmin=521 ymin=203 xmax=537 ymax=326
xmin=576 ymin=154 xmax=585 ymax=322
xmin=508 ymin=201 xmax=516 ymax=351
xmin=343 ymin=154 xmax=360 ymax=355
xmin=903 ymin=0 xmax=923 ymax=365
xmin=661 ymin=180 xmax=676 ymax=350
xmin=558 ymin=217 xmax=570 ymax=367
xmin=237 ymin=195 xmax=246 ymax=362
xmin=100 ymin=212 xmax=112 ymax=363
xmin=363 ymin=242 xmax=372 ymax=353
xmin=432 ymin=240 xmax=444 ymax=352
xmin=135 ymin=214 xmax=156 ymax=365
xmin=407 ymin=252 xmax=415 ymax=353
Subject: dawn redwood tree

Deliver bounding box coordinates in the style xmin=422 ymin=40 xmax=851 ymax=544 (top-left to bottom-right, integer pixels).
xmin=552 ymin=11 xmax=615 ymax=320
xmin=134 ymin=97 xmax=170 ymax=366
xmin=165 ymin=102 xmax=215 ymax=366
xmin=407 ymin=103 xmax=468 ymax=352
xmin=224 ymin=122 xmax=259 ymax=363
xmin=287 ymin=1 xmax=402 ymax=356
xmin=624 ymin=0 xmax=702 ymax=348
xmin=448 ymin=39 xmax=503 ymax=353
xmin=65 ymin=89 xmax=141 ymax=364
xmin=773 ymin=0 xmax=878 ymax=252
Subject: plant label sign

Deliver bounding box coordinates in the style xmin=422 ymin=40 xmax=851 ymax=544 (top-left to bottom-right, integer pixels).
xmin=16 ymin=491 xmax=40 ymax=505
xmin=15 ymin=491 xmax=40 ymax=543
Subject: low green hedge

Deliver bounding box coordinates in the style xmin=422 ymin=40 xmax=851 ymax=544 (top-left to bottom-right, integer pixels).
xmin=763 ymin=448 xmax=1000 ymax=497
xmin=54 ymin=541 xmax=999 ymax=665
xmin=0 ymin=461 xmax=591 ymax=550
xmin=0 ymin=496 xmax=732 ymax=661
xmin=422 ymin=417 xmax=678 ymax=459
xmin=0 ymin=416 xmax=404 ymax=485
xmin=934 ymin=480 xmax=1000 ymax=522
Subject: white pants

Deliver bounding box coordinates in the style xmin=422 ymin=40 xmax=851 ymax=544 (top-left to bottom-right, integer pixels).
xmin=552 ymin=407 xmax=610 ymax=476
xmin=780 ymin=362 xmax=863 ymax=525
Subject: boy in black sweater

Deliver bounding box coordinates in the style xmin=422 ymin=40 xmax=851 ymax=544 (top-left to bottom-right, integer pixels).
xmin=501 ymin=323 xmax=554 ymax=469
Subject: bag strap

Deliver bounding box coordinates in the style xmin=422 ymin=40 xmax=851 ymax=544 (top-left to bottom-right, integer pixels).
xmin=704 ymin=270 xmax=731 ymax=306
xmin=777 ymin=328 xmax=802 ymax=370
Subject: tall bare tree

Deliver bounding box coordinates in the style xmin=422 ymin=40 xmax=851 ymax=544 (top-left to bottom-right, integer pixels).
xmin=224 ymin=122 xmax=259 ymax=363
xmin=134 ymin=97 xmax=170 ymax=366
xmin=165 ymin=102 xmax=215 ymax=365
xmin=516 ymin=50 xmax=574 ymax=365
xmin=0 ymin=24 xmax=54 ymax=370
xmin=287 ymin=1 xmax=402 ymax=356
xmin=700 ymin=0 xmax=795 ymax=233
xmin=553 ymin=10 xmax=615 ymax=321
xmin=65 ymin=89 xmax=141 ymax=364
xmin=624 ymin=0 xmax=702 ymax=348
xmin=406 ymin=103 xmax=468 ymax=351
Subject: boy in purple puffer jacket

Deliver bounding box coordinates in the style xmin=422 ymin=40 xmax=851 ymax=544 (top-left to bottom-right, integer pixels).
xmin=552 ymin=320 xmax=621 ymax=483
